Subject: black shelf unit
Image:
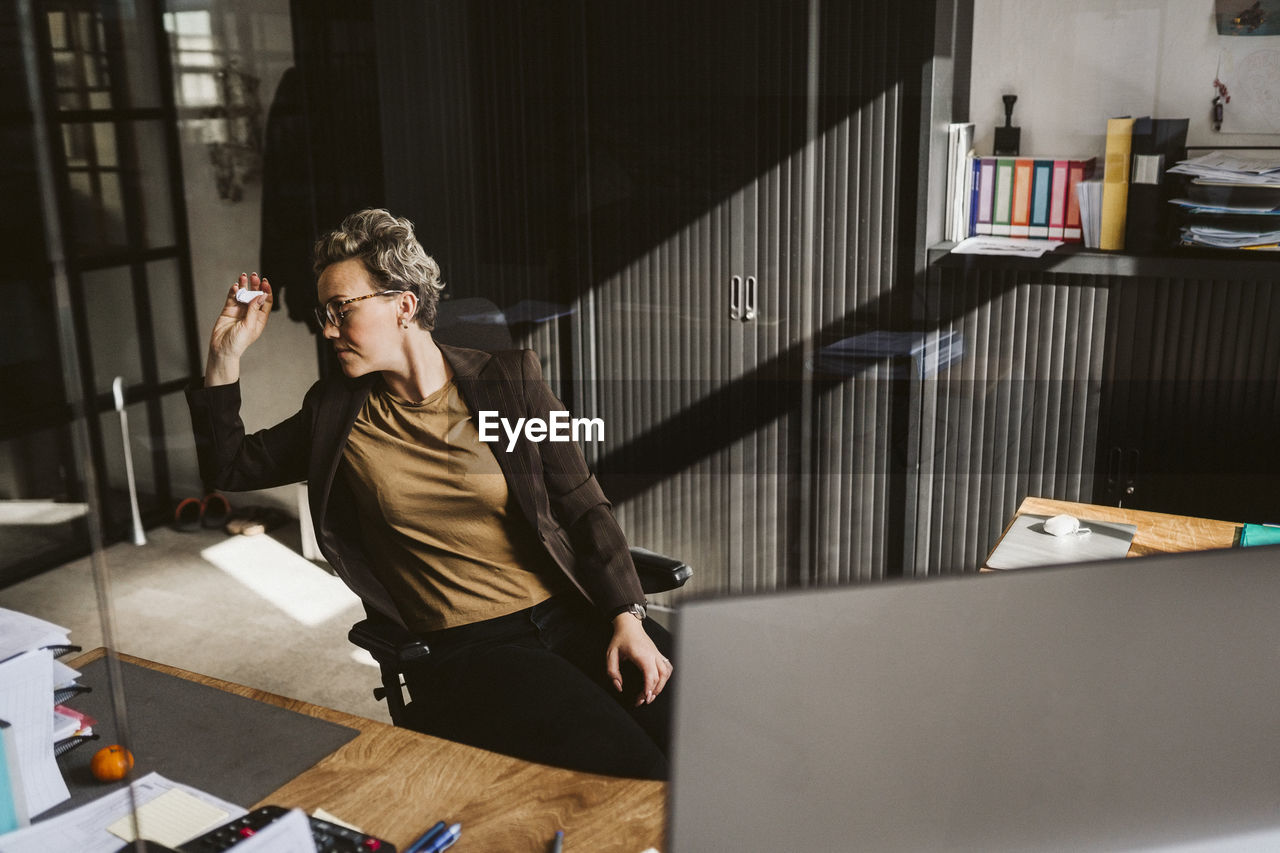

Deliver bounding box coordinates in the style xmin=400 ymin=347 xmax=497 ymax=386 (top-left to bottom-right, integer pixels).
xmin=929 ymin=242 xmax=1279 ymax=281
xmin=916 ymin=238 xmax=1279 ymax=574
xmin=874 ymin=0 xmax=1280 ymax=574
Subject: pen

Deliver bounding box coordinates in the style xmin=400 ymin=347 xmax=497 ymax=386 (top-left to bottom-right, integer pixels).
xmin=405 ymin=820 xmax=446 ymax=853
xmin=419 ymin=823 xmax=461 ymax=853
xmin=551 ymin=829 xmax=564 ymax=853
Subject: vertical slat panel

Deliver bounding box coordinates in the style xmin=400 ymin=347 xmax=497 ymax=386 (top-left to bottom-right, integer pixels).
xmin=801 ymin=0 xmax=914 ymax=586
xmin=547 ymin=0 xmax=935 ymax=596
xmin=916 ymin=267 xmax=1110 ymax=573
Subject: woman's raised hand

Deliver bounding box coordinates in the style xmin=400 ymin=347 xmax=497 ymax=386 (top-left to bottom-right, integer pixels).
xmin=205 ymin=272 xmax=272 ymax=387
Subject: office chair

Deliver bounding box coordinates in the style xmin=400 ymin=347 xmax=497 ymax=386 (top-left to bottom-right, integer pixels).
xmin=347 ymin=296 xmax=693 ymax=729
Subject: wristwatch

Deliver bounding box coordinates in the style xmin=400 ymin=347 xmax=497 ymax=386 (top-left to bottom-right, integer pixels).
xmin=620 ymin=602 xmax=647 ymax=622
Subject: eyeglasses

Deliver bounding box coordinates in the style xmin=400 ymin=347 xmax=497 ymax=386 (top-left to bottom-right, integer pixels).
xmin=314 ymin=290 xmax=406 ymax=329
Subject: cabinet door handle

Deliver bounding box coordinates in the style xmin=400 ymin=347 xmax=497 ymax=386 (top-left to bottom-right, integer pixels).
xmin=1107 ymin=447 xmax=1122 ymax=491
xmin=729 ymin=275 xmax=742 ymax=320
xmin=744 ymin=275 xmax=757 ymax=321
xmin=1123 ymin=449 xmax=1140 ymax=498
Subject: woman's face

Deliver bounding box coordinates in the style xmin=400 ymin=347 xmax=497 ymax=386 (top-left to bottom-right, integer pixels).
xmin=316 ymin=258 xmax=405 ymax=377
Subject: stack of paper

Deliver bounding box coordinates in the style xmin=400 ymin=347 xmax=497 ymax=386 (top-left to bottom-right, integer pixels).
xmin=1178 ymin=225 xmax=1280 ymax=250
xmin=1076 ymin=179 xmax=1104 ymax=248
xmin=0 ymin=608 xmax=92 ymax=824
xmin=1167 ymin=151 xmax=1280 ymax=185
xmin=0 ymin=609 xmax=72 ymax=663
xmin=0 ymin=650 xmax=69 ymax=824
xmin=0 ymin=772 xmax=246 ymax=853
xmin=1167 ymin=151 xmax=1280 ymax=249
xmin=1 ymin=721 xmax=25 ymax=835
xmin=951 ymin=235 xmax=1063 ymax=258
xmin=1168 ymin=197 xmax=1280 ymax=216
xmin=812 ymin=330 xmax=965 ymax=379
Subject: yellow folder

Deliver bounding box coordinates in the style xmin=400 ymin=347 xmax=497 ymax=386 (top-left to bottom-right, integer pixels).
xmin=1099 ymin=117 xmax=1136 ymax=250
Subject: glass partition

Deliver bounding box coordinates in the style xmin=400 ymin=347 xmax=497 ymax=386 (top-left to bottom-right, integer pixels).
xmin=1 ymin=0 xmax=207 ymax=846
xmin=1 ymin=0 xmax=947 ymax=849
xmin=4 ymin=0 xmax=1273 ymax=848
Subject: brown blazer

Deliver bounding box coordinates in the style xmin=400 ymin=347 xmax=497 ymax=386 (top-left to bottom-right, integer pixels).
xmin=186 ymin=343 xmax=645 ymax=628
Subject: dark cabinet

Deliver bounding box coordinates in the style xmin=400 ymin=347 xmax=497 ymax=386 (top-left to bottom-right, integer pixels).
xmin=368 ymin=0 xmax=934 ymax=594
xmin=579 ymin=1 xmax=810 ymax=595
xmin=921 ymin=248 xmax=1280 ymax=574
xmin=1098 ymin=276 xmax=1280 ymax=523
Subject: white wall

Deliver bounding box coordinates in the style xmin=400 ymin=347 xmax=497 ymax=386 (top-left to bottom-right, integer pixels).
xmin=970 ymin=0 xmax=1280 ymax=158
xmin=174 ymin=0 xmax=317 ymax=510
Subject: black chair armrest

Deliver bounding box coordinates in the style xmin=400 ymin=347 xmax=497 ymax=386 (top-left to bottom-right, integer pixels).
xmin=630 ymin=546 xmax=692 ymax=594
xmin=348 ymin=617 xmax=430 ymax=666
xmin=348 ymin=615 xmax=428 ymax=727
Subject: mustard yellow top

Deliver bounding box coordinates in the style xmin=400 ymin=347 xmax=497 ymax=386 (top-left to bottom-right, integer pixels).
xmin=341 ymin=379 xmax=557 ymax=632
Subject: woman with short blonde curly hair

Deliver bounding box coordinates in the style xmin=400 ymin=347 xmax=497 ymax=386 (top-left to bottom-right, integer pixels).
xmin=189 ymin=209 xmax=673 ymax=780
xmin=311 ymin=208 xmax=446 ymax=330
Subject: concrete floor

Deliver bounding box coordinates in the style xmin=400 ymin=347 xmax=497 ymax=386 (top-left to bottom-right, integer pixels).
xmin=0 ymin=522 xmax=389 ymax=722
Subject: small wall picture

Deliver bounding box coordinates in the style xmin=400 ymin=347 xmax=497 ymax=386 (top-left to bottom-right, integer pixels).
xmin=1216 ymin=1 xmax=1280 ymax=35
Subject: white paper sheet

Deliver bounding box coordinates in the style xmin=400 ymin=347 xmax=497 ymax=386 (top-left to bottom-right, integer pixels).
xmin=1169 ymin=150 xmax=1280 ymax=184
xmin=952 ymin=236 xmax=1064 ymax=257
xmin=0 ymin=610 xmax=69 ymax=663
xmin=50 ymin=709 xmax=80 ymax=742
xmin=0 ymin=772 xmax=245 ymax=853
xmin=51 ymin=662 xmax=79 ymax=692
xmin=105 ymin=787 xmax=230 ymax=846
xmin=0 ymin=651 xmax=68 ymax=817
xmin=311 ymin=808 xmax=361 ymax=832
xmin=1218 ymin=46 xmax=1280 ymax=135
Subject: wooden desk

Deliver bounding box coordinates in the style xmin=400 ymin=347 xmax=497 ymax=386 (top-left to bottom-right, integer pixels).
xmin=983 ymin=497 xmax=1241 ymax=570
xmin=70 ymin=649 xmax=665 ymax=852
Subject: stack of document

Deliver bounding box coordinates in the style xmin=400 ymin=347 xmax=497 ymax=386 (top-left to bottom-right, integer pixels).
xmin=0 ymin=772 xmax=248 ymax=853
xmin=812 ymin=330 xmax=965 ymax=379
xmin=1167 ymin=150 xmax=1280 ymax=249
xmin=1178 ymin=225 xmax=1280 ymax=249
xmin=1076 ymin=179 xmax=1104 ymax=248
xmin=1167 ymin=150 xmax=1280 ymax=185
xmin=951 ymin=235 xmax=1063 ymax=258
xmin=1168 ymin=197 xmax=1280 ymax=216
xmin=0 ymin=608 xmax=92 ymax=828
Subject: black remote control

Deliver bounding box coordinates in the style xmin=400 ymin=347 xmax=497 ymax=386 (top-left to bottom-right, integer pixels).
xmin=177 ymin=805 xmax=397 ymax=852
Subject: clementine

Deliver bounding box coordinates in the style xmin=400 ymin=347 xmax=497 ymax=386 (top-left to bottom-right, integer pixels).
xmin=90 ymin=744 xmax=134 ymax=782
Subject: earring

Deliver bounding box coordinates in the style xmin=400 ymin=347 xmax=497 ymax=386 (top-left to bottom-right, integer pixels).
xmin=401 ymin=319 xmax=409 ymax=329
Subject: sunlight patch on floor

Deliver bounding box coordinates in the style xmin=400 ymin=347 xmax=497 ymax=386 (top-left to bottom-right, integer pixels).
xmin=201 ymin=534 xmax=361 ymax=626
xmin=0 ymin=501 xmax=89 ymax=525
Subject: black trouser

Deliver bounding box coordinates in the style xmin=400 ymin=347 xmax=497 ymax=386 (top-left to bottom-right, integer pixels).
xmin=402 ymin=594 xmax=673 ymax=780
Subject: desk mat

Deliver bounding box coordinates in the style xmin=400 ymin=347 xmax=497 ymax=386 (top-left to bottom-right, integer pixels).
xmin=986 ymin=514 xmax=1137 ymax=570
xmin=45 ymin=657 xmax=359 ymax=817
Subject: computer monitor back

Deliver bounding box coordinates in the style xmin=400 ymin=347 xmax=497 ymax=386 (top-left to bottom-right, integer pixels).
xmin=668 ymin=547 xmax=1280 ymax=852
